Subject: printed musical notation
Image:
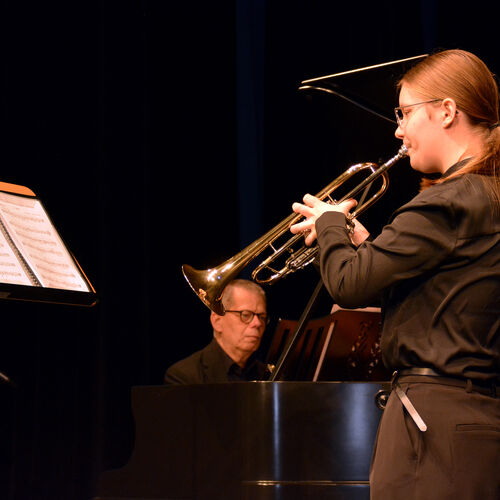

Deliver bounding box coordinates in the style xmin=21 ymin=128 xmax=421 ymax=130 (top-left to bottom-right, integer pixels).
xmin=0 ymin=191 xmax=91 ymax=292
xmin=0 ymin=238 xmax=33 ymax=286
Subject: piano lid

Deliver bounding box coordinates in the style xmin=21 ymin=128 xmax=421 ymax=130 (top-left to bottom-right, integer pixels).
xmin=292 ymin=54 xmax=428 ymax=232
xmin=298 ymin=54 xmax=428 ymax=125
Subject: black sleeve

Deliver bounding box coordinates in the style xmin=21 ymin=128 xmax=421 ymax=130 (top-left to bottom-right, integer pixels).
xmin=315 ymin=195 xmax=457 ymax=308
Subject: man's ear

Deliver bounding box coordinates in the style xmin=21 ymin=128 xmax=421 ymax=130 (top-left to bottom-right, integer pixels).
xmin=210 ymin=311 xmax=222 ymax=333
xmin=441 ymin=98 xmax=458 ymax=128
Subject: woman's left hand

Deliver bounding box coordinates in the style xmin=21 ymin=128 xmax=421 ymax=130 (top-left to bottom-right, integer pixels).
xmin=290 ymin=194 xmax=357 ymax=246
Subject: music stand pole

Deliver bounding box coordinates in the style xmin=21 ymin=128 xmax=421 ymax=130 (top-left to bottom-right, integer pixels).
xmin=269 ymin=278 xmax=327 ymax=381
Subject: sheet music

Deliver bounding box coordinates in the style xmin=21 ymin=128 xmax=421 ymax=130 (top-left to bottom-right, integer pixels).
xmin=0 ymin=191 xmax=90 ymax=292
xmin=0 ymin=237 xmax=34 ymax=286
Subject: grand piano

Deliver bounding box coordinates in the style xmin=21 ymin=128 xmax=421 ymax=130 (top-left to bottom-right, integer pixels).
xmin=94 ymin=56 xmax=424 ymax=500
xmin=94 ymin=306 xmax=392 ymax=500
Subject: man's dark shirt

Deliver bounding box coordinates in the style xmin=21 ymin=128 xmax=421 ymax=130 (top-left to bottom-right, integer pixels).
xmin=164 ymin=339 xmax=269 ymax=384
xmin=315 ymin=164 xmax=500 ymax=383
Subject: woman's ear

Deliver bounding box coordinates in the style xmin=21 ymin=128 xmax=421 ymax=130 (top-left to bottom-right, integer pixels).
xmin=441 ymin=98 xmax=458 ymax=128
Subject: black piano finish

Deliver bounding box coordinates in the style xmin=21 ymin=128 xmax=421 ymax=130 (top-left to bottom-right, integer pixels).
xmin=95 ymin=381 xmax=389 ymax=500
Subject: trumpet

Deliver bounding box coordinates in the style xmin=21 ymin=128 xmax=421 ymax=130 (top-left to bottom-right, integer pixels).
xmin=182 ymin=145 xmax=408 ymax=315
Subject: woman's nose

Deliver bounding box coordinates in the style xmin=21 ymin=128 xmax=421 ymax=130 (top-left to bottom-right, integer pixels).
xmin=394 ymin=123 xmax=404 ymax=140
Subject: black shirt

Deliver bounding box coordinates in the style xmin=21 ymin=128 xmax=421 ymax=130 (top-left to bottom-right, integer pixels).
xmin=164 ymin=339 xmax=269 ymax=384
xmin=316 ymin=165 xmax=500 ymax=383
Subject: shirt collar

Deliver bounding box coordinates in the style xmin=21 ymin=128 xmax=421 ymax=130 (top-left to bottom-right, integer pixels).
xmin=209 ymin=338 xmax=258 ymax=376
xmin=441 ymin=157 xmax=471 ymax=179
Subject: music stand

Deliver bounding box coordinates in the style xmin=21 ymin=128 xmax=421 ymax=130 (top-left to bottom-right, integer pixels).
xmin=0 ymin=181 xmax=97 ymax=307
xmin=266 ymin=311 xmax=337 ymax=381
xmin=315 ymin=306 xmax=390 ymax=381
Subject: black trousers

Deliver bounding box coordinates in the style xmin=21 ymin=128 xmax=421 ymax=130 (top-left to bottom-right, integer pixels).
xmin=370 ymin=379 xmax=500 ymax=500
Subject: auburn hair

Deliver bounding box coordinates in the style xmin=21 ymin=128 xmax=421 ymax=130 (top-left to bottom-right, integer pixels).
xmin=399 ymin=49 xmax=500 ymax=202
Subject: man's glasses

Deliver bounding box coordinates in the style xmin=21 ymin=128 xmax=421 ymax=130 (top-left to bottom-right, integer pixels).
xmin=394 ymin=99 xmax=442 ymax=127
xmin=225 ymin=310 xmax=270 ymax=325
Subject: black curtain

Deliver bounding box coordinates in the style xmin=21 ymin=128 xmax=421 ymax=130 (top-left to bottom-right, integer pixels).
xmin=0 ymin=1 xmax=498 ymax=499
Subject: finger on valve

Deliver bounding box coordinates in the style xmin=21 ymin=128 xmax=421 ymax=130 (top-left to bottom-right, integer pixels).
xmin=303 ymin=228 xmax=316 ymax=246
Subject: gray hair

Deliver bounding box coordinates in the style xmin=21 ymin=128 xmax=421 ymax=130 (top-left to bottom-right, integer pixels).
xmin=221 ymin=279 xmax=266 ymax=309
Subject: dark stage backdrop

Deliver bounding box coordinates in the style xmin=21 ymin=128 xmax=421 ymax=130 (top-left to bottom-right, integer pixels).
xmin=0 ymin=1 xmax=497 ymax=499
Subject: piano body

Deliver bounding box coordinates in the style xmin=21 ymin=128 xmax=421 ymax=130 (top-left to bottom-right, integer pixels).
xmin=95 ymin=381 xmax=390 ymax=500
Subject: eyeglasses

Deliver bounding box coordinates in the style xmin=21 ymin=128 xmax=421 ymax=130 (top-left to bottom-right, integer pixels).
xmin=394 ymin=99 xmax=442 ymax=127
xmin=225 ymin=310 xmax=270 ymax=325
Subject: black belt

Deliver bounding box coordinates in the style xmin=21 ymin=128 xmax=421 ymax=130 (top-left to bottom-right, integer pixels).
xmin=385 ymin=368 xmax=499 ymax=434
xmin=397 ymin=368 xmax=498 ymax=397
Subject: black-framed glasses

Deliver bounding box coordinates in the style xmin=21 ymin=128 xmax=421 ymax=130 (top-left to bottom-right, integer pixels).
xmin=225 ymin=310 xmax=270 ymax=325
xmin=394 ymin=99 xmax=442 ymax=127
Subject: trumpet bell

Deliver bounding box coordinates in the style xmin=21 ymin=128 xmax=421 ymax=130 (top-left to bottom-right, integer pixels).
xmin=182 ymin=264 xmax=228 ymax=315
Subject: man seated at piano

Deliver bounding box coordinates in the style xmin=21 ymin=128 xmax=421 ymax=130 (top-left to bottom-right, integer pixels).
xmin=164 ymin=279 xmax=271 ymax=384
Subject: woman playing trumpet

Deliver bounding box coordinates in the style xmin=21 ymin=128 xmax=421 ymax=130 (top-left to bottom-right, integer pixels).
xmin=291 ymin=49 xmax=500 ymax=499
